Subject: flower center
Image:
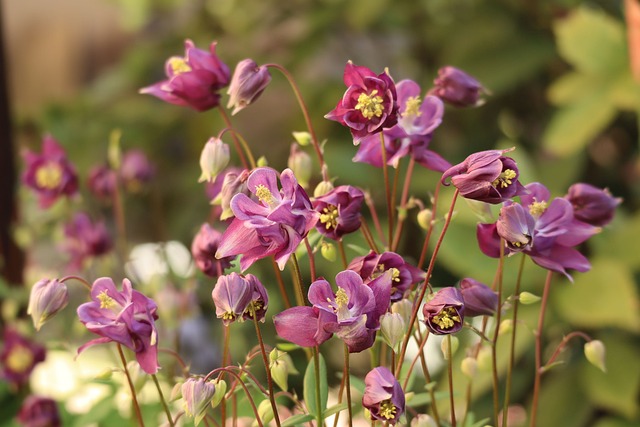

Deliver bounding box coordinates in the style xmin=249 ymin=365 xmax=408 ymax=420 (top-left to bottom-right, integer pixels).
xmin=379 ymin=400 xmax=397 ymax=420
xmin=35 ymin=163 xmax=63 ymax=190
xmin=403 ymin=96 xmax=422 ymax=118
xmin=98 ymin=290 xmax=116 ymax=310
xmin=6 ymin=344 xmax=34 ymax=373
xmin=245 ymin=300 xmax=264 ymax=319
xmin=529 ymin=200 xmax=548 ymax=217
xmin=492 ymin=169 xmax=517 ymax=189
xmin=432 ymin=307 xmax=461 ymax=330
xmin=319 ymin=205 xmax=339 ymax=230
xmin=222 ymin=312 xmax=236 ymax=321
xmin=334 ymin=287 xmax=349 ymax=309
xmin=389 ymin=267 xmax=401 ymax=282
xmin=355 ymin=90 xmax=384 ymax=120
xmin=255 ymin=184 xmax=275 ymax=206
xmin=168 ymin=57 xmax=192 ymax=75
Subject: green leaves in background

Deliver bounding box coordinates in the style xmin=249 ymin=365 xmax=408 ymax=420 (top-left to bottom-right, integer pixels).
xmin=303 ymin=353 xmax=328 ymax=417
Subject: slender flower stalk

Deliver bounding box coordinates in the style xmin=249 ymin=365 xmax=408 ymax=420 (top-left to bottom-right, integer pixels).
xmin=491 ymin=240 xmax=506 ymax=423
xmin=360 ymin=220 xmax=380 ymax=252
xmin=380 ymin=132 xmax=394 ymax=247
xmin=271 ymin=259 xmax=292 ymax=309
xmin=313 ymin=346 xmax=324 ymax=427
xmin=204 ymin=368 xmax=264 ymax=427
xmin=365 ymin=192 xmax=386 ymax=246
xmin=216 ymin=106 xmax=253 ymax=169
xmin=544 ymin=331 xmax=593 ymax=368
xmin=117 ymin=344 xmax=145 ymax=427
xmin=152 ymin=374 xmax=175 ymax=426
xmin=418 ymin=181 xmax=442 ymax=269
xmin=344 ymin=343 xmax=353 ymax=427
xmin=338 ymin=240 xmax=348 ymax=269
xmin=446 ymin=335 xmax=456 ymax=427
xmin=252 ymin=314 xmax=281 ymax=427
xmin=392 ymin=158 xmax=415 ymax=251
xmin=304 ymin=237 xmax=318 ymax=281
xmin=59 ymin=275 xmax=92 ymax=291
xmin=530 ymin=270 xmax=554 ymax=427
xmin=289 ymin=253 xmax=306 ymax=307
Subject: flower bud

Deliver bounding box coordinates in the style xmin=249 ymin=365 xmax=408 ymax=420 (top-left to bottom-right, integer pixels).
xmin=292 ymin=131 xmax=311 ymax=146
xmin=27 ymin=279 xmax=69 ymax=331
xmin=566 ymin=183 xmax=621 ymax=227
xmin=257 ymin=399 xmax=274 ymax=425
xmin=499 ymin=319 xmax=513 ymax=336
xmin=417 ymin=209 xmax=433 ymax=230
xmin=313 ymin=180 xmax=334 ymax=197
xmin=17 ymin=396 xmax=61 ymax=427
xmin=211 ymin=379 xmax=227 ymax=408
xmin=460 ymin=357 xmax=477 ymax=378
xmin=287 ymin=144 xmax=312 ymax=188
xmin=182 ymin=377 xmax=218 ymax=426
xmin=477 ymin=346 xmax=492 ymax=372
xmin=391 ymin=299 xmax=413 ymax=327
xmin=321 ymin=242 xmax=337 ymax=262
xmin=429 ymin=66 xmax=485 ymax=108
xmin=199 ymin=137 xmax=230 ymax=183
xmin=519 ymin=291 xmax=541 ymax=305
xmin=411 ymin=414 xmax=437 ymax=427
xmin=227 ymin=59 xmax=272 ymax=115
xmin=440 ymin=336 xmax=459 ymax=360
xmin=269 ymin=349 xmax=298 ymax=391
xmin=380 ymin=313 xmax=406 ymax=352
xmin=459 ymin=278 xmax=498 ymax=317
xmin=584 ymin=340 xmax=606 ymax=372
xmin=256 ymin=156 xmax=269 ymax=167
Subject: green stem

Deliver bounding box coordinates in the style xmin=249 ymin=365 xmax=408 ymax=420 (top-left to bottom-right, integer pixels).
xmin=290 ymin=253 xmax=306 ymax=306
xmin=530 ymin=270 xmax=554 ymax=427
xmin=313 ymin=346 xmax=324 ymax=427
xmin=116 ymin=344 xmax=145 ymax=427
xmin=222 ymin=325 xmax=230 ymax=427
xmin=491 ymin=240 xmax=506 ymax=424
xmin=447 ymin=335 xmax=456 ymax=427
xmin=344 ymin=344 xmax=353 ymax=427
xmin=360 ymin=219 xmax=379 ymax=253
xmin=252 ymin=314 xmax=282 ymax=427
xmin=216 ymin=106 xmax=252 ymax=169
xmin=337 ymin=240 xmax=348 ymax=269
xmin=544 ymin=331 xmax=592 ymax=368
xmin=152 ymin=374 xmax=174 ymax=426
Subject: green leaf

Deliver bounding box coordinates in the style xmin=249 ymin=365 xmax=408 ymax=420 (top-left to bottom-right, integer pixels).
xmin=303 ymin=353 xmax=328 ymax=416
xmin=592 ymin=213 xmax=640 ymax=269
xmin=547 ymin=72 xmax=607 ymax=106
xmin=281 ymin=414 xmax=314 ymax=427
xmin=554 ymin=7 xmax=627 ymax=75
xmin=553 ymin=258 xmax=640 ymax=332
xmin=592 ymin=417 xmax=640 ymax=427
xmin=323 ymin=402 xmax=348 ymax=418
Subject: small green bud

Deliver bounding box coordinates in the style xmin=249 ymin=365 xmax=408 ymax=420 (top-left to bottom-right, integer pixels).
xmin=287 ymin=144 xmax=312 ymax=188
xmin=314 ymin=180 xmax=334 ymax=197
xmin=411 ymin=414 xmax=437 ymax=427
xmin=269 ymin=349 xmax=298 ymax=391
xmin=584 ymin=340 xmax=606 ymax=373
xmin=257 ymin=156 xmax=269 ymax=167
xmin=519 ymin=292 xmax=541 ymax=305
xmin=321 ymin=242 xmax=337 ymax=262
xmin=417 ymin=209 xmax=433 ymax=230
xmin=257 ymin=399 xmax=274 ymax=426
xmin=441 ymin=336 xmax=459 ymax=360
xmin=108 ymin=129 xmax=122 ymax=170
xmin=477 ymin=346 xmax=492 ymax=372
xmin=94 ymin=367 xmax=114 ymax=381
xmin=391 ymin=299 xmax=413 ymax=327
xmin=211 ymin=379 xmax=227 ymax=408
xmin=198 ymin=137 xmax=230 ymax=183
xmin=460 ymin=357 xmax=477 ymax=379
xmin=499 ymin=319 xmax=513 ymax=336
xmin=292 ymin=131 xmax=312 ymax=146
xmin=380 ymin=313 xmax=405 ymax=352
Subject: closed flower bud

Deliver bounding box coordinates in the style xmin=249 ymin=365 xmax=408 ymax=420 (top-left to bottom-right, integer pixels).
xmin=227 ymin=59 xmax=272 ymax=115
xmin=199 ymin=137 xmax=230 ymax=183
xmin=211 ymin=379 xmax=226 ymax=408
xmin=314 ymin=180 xmax=334 ymax=197
xmin=287 ymin=144 xmax=312 ymax=188
xmin=211 ymin=273 xmax=253 ymax=325
xmin=391 ymin=299 xmax=413 ymax=327
xmin=460 ymin=357 xmax=477 ymax=378
xmin=380 ymin=313 xmax=406 ymax=352
xmin=584 ymin=340 xmax=606 ymax=372
xmin=459 ymin=278 xmax=498 ymax=317
xmin=519 ymin=291 xmax=540 ymax=305
xmin=269 ymin=349 xmax=298 ymax=391
xmin=321 ymin=242 xmax=337 ymax=262
xmin=440 ymin=335 xmax=459 ymax=360
xmin=257 ymin=156 xmax=269 ymax=167
xmin=257 ymin=398 xmax=274 ymax=425
xmin=417 ymin=209 xmax=433 ymax=230
xmin=499 ymin=319 xmax=513 ymax=336
xmin=182 ymin=377 xmax=218 ymax=426
xmin=17 ymin=396 xmax=61 ymax=427
xmin=27 ymin=279 xmax=69 ymax=330
xmin=566 ymin=183 xmax=621 ymax=227
xmin=120 ymin=149 xmax=154 ymax=193
xmin=292 ymin=131 xmax=311 ymax=146
xmin=429 ymin=66 xmax=485 ymax=108
xmin=411 ymin=414 xmax=437 ymax=427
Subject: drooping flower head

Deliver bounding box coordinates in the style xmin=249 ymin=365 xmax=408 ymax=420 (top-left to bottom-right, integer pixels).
xmin=181 ymin=377 xmax=218 ymax=426
xmin=458 ymin=278 xmax=498 ymax=317
xmin=428 ymin=66 xmax=485 ymax=108
xmin=140 ymin=39 xmax=230 ymax=111
xmin=362 ymin=366 xmax=405 ymax=424
xmin=27 ymin=279 xmax=69 ymax=331
xmin=22 ymin=135 xmax=78 ymax=208
xmin=227 ymin=59 xmax=272 ymax=115
xmin=0 ymin=328 xmax=46 ymax=388
xmin=325 ymin=61 xmax=398 ymax=144
xmin=216 ymin=167 xmax=319 ymax=271
xmin=63 ymin=213 xmax=112 ymax=270
xmin=120 ymin=149 xmax=155 ymax=193
xmin=441 ymin=148 xmax=527 ymax=204
xmin=191 ymin=223 xmax=235 ymax=277
xmin=242 ymin=274 xmax=269 ymax=323
xmin=348 ymin=251 xmax=425 ymax=302
xmin=211 ymin=272 xmax=253 ymax=325
xmin=565 ymin=183 xmax=621 ymax=227
xmin=16 ymin=395 xmax=61 ymax=427
xmin=77 ymin=277 xmax=160 ymax=374
xmin=354 ymin=79 xmax=450 ymax=172
xmin=313 ymin=185 xmax=364 ymax=240
xmin=422 ymin=287 xmax=465 ymax=335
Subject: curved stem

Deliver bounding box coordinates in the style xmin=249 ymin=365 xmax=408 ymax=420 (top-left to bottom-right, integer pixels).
xmin=152 ymin=374 xmax=174 ymax=426
xmin=117 ymin=344 xmax=145 ymax=427
xmin=344 ymin=344 xmax=353 ymax=427
xmin=360 ymin=220 xmax=379 ymax=253
xmin=446 ymin=335 xmax=456 ymax=427
xmin=530 ymin=270 xmax=554 ymax=427
xmin=59 ymin=275 xmax=92 ymax=291
xmin=544 ymin=331 xmax=593 ymax=368
xmin=216 ymin=106 xmax=252 ymax=169
xmin=205 ymin=368 xmax=264 ymax=427
xmin=365 ymin=192 xmax=386 ymax=247
xmin=222 ymin=325 xmax=230 ymax=426
xmin=159 ymin=348 xmax=189 ymax=377
xmin=252 ymin=315 xmax=281 ymax=427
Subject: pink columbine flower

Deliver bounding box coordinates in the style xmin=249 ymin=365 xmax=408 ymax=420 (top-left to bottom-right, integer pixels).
xmin=120 ymin=149 xmax=154 ymax=193
xmin=77 ymin=277 xmax=160 ymax=374
xmin=16 ymin=395 xmax=61 ymax=427
xmin=313 ymin=185 xmax=364 ymax=240
xmin=428 ymin=66 xmax=486 ymax=108
xmin=211 ymin=272 xmax=254 ymax=325
xmin=227 ymin=59 xmax=272 ymax=115
xmin=191 ymin=223 xmax=235 ymax=277
xmin=565 ymin=183 xmax=621 ymax=227
xmin=422 ymin=287 xmax=465 ymax=335
xmin=22 ymin=135 xmax=78 ymax=208
xmin=325 ymin=61 xmax=398 ymax=144
xmin=0 ymin=328 xmax=46 ymax=388
xmin=140 ymin=39 xmax=230 ymax=111
xmin=63 ymin=213 xmax=112 ymax=270
xmin=87 ymin=165 xmax=117 ymax=201
xmin=362 ymin=367 xmax=405 ymax=424
xmin=216 ymin=167 xmax=319 ymax=271
xmin=27 ymin=279 xmax=69 ymax=331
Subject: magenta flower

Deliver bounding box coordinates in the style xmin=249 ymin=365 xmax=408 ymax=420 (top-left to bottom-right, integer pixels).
xmin=354 ymin=79 xmax=450 ymax=172
xmin=227 ymin=59 xmax=272 ymax=115
xmin=211 ymin=272 xmax=253 ymax=325
xmin=422 ymin=287 xmax=465 ymax=335
xmin=77 ymin=277 xmax=160 ymax=374
xmin=140 ymin=39 xmax=230 ymax=111
xmin=120 ymin=149 xmax=154 ymax=193
xmin=16 ymin=395 xmax=61 ymax=427
xmin=313 ymin=185 xmax=364 ymax=240
xmin=348 ymin=251 xmax=425 ymax=302
xmin=441 ymin=148 xmax=527 ymax=204
xmin=362 ymin=367 xmax=405 ymax=424
xmin=459 ymin=278 xmax=497 ymax=317
xmin=216 ymin=167 xmax=319 ymax=271
xmin=22 ymin=135 xmax=78 ymax=208
xmin=191 ymin=223 xmax=235 ymax=277
xmin=565 ymin=183 xmax=621 ymax=227
xmin=325 ymin=61 xmax=398 ymax=144
xmin=28 ymin=279 xmax=69 ymax=331
xmin=1 ymin=328 xmax=46 ymax=387
xmin=63 ymin=213 xmax=112 ymax=269
xmin=428 ymin=66 xmax=485 ymax=108
xmin=87 ymin=165 xmax=117 ymax=200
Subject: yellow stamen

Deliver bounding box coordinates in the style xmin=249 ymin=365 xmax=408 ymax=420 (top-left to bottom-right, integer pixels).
xmin=6 ymin=344 xmax=34 ymax=373
xmin=403 ymin=96 xmax=422 ymax=118
xmin=168 ymin=57 xmax=192 ymax=75
xmin=222 ymin=312 xmax=236 ymax=321
xmin=255 ymin=184 xmax=275 ymax=206
xmin=492 ymin=169 xmax=517 ymax=189
xmin=319 ymin=205 xmax=339 ymax=230
xmin=35 ymin=163 xmax=63 ymax=190
xmin=334 ymin=287 xmax=349 ymax=309
xmin=389 ymin=267 xmax=401 ymax=283
xmin=529 ymin=200 xmax=548 ymax=217
xmin=355 ymin=90 xmax=385 ymax=120
xmin=432 ymin=307 xmax=461 ymax=330
xmin=98 ymin=290 xmax=116 ymax=310
xmin=379 ymin=400 xmax=397 ymax=420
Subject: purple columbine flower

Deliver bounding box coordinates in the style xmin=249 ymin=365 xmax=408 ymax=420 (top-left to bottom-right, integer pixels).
xmin=325 ymin=61 xmax=398 ymax=144
xmin=140 ymin=39 xmax=230 ymax=111
xmin=422 ymin=287 xmax=465 ymax=335
xmin=181 ymin=377 xmax=218 ymax=425
xmin=63 ymin=213 xmax=112 ymax=270
xmin=120 ymin=149 xmax=154 ymax=193
xmin=428 ymin=66 xmax=486 ymax=108
xmin=87 ymin=165 xmax=117 ymax=201
xmin=354 ymin=79 xmax=451 ymax=172
xmin=459 ymin=278 xmax=497 ymax=317
xmin=211 ymin=272 xmax=254 ymax=325
xmin=348 ymin=250 xmax=425 ymax=302
xmin=22 ymin=135 xmax=78 ymax=208
xmin=362 ymin=366 xmax=405 ymax=424
xmin=227 ymin=59 xmax=272 ymax=115
xmin=216 ymin=167 xmax=319 ymax=271
xmin=77 ymin=277 xmax=160 ymax=374
xmin=565 ymin=183 xmax=621 ymax=227
xmin=313 ymin=185 xmax=364 ymax=240
xmin=242 ymin=274 xmax=269 ymax=323
xmin=0 ymin=328 xmax=46 ymax=388
xmin=191 ymin=223 xmax=235 ymax=277
xmin=28 ymin=279 xmax=69 ymax=331
xmin=16 ymin=395 xmax=61 ymax=427
xmin=441 ymin=148 xmax=527 ymax=204
xmin=477 ymin=182 xmax=600 ymax=280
